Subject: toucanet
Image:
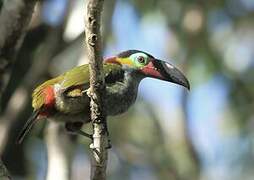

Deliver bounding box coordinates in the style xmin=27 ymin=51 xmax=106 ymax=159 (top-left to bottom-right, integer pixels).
xmin=16 ymin=50 xmax=190 ymax=144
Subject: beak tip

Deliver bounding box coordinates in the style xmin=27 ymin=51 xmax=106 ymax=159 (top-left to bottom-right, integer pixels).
xmin=152 ymin=59 xmax=191 ymax=90
xmin=186 ymin=81 xmax=190 ymax=91
xmin=182 ymin=80 xmax=190 ymax=91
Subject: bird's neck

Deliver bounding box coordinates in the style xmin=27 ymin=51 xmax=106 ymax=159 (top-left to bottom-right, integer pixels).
xmin=124 ymin=70 xmax=143 ymax=88
xmin=106 ymin=70 xmax=142 ymax=95
xmin=105 ymin=69 xmax=143 ymax=116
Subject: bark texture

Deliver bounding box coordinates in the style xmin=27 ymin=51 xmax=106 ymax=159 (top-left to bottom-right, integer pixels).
xmin=84 ymin=0 xmax=108 ymax=180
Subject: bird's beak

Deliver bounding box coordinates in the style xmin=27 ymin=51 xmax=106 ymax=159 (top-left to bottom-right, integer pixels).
xmin=141 ymin=59 xmax=190 ymax=90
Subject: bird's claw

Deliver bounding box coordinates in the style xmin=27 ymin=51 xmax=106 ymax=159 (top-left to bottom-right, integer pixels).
xmin=89 ymin=139 xmax=112 ymax=149
xmin=86 ymin=88 xmax=92 ymax=97
xmin=65 ymin=123 xmax=93 ymax=140
xmin=78 ymin=130 xmax=93 ymax=140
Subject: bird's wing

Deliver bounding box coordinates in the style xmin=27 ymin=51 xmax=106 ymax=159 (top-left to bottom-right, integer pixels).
xmin=60 ymin=63 xmax=122 ymax=88
xmin=32 ymin=63 xmax=122 ymax=110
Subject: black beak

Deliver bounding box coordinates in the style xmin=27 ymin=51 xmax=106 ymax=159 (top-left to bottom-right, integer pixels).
xmin=152 ymin=59 xmax=190 ymax=90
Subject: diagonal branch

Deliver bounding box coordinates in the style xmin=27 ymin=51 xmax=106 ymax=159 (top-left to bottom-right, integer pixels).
xmin=84 ymin=0 xmax=108 ymax=180
xmin=0 ymin=0 xmax=38 ymax=178
xmin=0 ymin=0 xmax=38 ymax=102
xmin=0 ymin=159 xmax=11 ymax=180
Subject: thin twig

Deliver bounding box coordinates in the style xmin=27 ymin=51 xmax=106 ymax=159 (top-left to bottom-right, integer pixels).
xmin=84 ymin=0 xmax=108 ymax=180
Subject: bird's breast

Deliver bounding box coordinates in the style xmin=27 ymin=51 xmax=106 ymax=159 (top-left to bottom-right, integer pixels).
xmin=105 ymin=79 xmax=139 ymax=116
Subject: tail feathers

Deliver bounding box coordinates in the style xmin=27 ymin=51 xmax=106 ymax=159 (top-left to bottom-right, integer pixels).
xmin=16 ymin=110 xmax=40 ymax=144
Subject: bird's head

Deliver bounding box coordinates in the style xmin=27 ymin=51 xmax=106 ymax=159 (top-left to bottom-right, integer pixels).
xmin=105 ymin=50 xmax=190 ymax=90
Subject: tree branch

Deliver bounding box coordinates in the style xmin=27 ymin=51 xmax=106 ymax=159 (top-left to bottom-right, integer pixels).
xmin=0 ymin=159 xmax=11 ymax=180
xmin=0 ymin=0 xmax=38 ymax=102
xmin=0 ymin=0 xmax=38 ymax=178
xmin=45 ymin=122 xmax=74 ymax=180
xmin=84 ymin=0 xmax=108 ymax=180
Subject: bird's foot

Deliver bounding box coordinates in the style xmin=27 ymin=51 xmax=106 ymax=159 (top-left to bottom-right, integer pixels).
xmin=76 ymin=130 xmax=93 ymax=140
xmin=86 ymin=88 xmax=92 ymax=97
xmin=89 ymin=137 xmax=112 ymax=149
xmin=65 ymin=122 xmax=93 ymax=140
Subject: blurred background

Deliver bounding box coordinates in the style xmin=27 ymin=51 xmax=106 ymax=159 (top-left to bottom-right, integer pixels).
xmin=0 ymin=0 xmax=254 ymax=179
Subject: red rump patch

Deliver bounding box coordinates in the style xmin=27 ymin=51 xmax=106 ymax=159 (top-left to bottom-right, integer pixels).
xmin=43 ymin=86 xmax=55 ymax=108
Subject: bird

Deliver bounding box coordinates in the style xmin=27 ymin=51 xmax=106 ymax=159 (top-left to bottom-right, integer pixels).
xmin=16 ymin=50 xmax=190 ymax=144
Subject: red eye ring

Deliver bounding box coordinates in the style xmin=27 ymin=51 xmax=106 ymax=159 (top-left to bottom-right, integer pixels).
xmin=137 ymin=56 xmax=145 ymax=64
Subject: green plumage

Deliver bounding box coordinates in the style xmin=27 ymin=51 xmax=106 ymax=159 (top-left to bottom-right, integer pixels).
xmin=17 ymin=50 xmax=190 ymax=144
xmin=32 ymin=63 xmax=121 ymax=110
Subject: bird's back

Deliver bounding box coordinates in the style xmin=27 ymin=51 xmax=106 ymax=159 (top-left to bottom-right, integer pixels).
xmin=32 ymin=63 xmax=122 ymax=111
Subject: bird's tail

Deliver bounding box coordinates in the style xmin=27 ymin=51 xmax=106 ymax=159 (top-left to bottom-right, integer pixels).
xmin=16 ymin=110 xmax=40 ymax=144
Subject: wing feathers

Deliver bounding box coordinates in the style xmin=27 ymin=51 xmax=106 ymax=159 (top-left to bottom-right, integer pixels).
xmin=32 ymin=63 xmax=121 ymax=110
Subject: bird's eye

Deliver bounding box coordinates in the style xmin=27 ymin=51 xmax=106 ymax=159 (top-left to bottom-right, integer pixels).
xmin=130 ymin=52 xmax=148 ymax=67
xmin=137 ymin=56 xmax=146 ymax=64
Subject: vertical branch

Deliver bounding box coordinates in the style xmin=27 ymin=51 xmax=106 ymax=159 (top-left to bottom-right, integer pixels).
xmin=84 ymin=0 xmax=108 ymax=180
xmin=46 ymin=122 xmax=74 ymax=180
